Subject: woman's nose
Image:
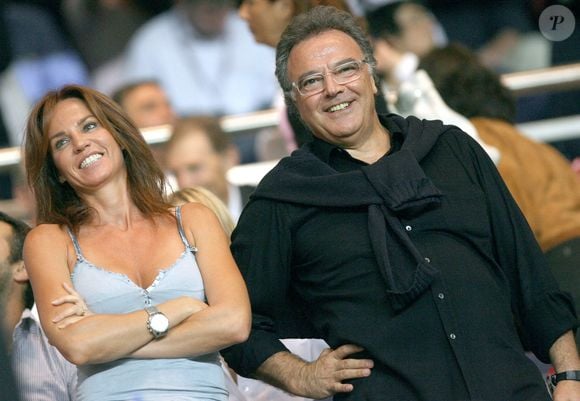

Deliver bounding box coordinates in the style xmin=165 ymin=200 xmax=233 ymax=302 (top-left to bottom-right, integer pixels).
xmin=71 ymin=133 xmax=90 ymax=153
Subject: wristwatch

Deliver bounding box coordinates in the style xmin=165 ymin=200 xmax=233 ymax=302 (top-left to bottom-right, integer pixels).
xmin=145 ymin=306 xmax=169 ymax=339
xmin=549 ymin=370 xmax=580 ymax=387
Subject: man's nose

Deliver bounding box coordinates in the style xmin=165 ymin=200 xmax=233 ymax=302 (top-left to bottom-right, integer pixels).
xmin=323 ymin=75 xmax=344 ymax=96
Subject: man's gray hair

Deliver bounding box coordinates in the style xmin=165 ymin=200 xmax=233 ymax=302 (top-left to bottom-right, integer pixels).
xmin=275 ymin=6 xmax=377 ymax=113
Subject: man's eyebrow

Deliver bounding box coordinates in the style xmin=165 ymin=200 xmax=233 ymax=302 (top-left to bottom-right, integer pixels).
xmin=296 ymin=57 xmax=358 ymax=81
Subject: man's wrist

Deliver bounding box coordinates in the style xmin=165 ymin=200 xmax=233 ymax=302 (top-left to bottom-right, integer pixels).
xmin=550 ymin=370 xmax=580 ymax=386
xmin=257 ymin=351 xmax=309 ymax=396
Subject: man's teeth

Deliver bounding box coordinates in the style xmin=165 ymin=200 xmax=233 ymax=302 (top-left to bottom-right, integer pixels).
xmin=329 ymin=102 xmax=350 ymax=112
xmin=80 ymin=154 xmax=103 ymax=169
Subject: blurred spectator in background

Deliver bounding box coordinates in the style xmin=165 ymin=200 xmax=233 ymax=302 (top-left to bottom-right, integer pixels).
xmin=170 ymin=186 xmax=236 ymax=235
xmin=532 ymin=0 xmax=580 ymax=160
xmin=111 ymin=80 xmax=176 ymax=129
xmin=62 ymin=0 xmax=172 ymax=71
xmin=0 ymin=210 xmax=78 ymax=401
xmin=164 ymin=116 xmax=255 ymax=222
xmin=365 ymin=1 xmax=445 ymax=89
xmin=0 ymin=1 xmax=89 ymax=148
xmin=419 ymin=44 xmax=580 ymax=347
xmin=112 ymin=80 xmax=177 ymax=167
xmin=424 ymin=0 xmax=546 ymax=73
xmin=0 ymin=329 xmax=19 ymax=401
xmin=0 ymin=0 xmax=88 ymax=202
xmin=0 ymin=211 xmax=30 ymax=341
xmin=123 ymin=0 xmax=278 ymax=117
xmin=61 ymin=0 xmax=172 ymax=95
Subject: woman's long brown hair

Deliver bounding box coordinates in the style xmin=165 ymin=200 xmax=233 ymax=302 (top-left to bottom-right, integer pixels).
xmin=24 ymin=84 xmax=172 ymax=232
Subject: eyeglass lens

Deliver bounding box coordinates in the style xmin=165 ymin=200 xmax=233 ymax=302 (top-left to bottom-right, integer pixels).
xmin=297 ymin=60 xmax=364 ymax=95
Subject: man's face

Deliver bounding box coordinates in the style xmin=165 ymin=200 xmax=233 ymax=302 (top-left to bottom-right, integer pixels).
xmin=238 ymin=0 xmax=292 ymax=47
xmin=184 ymin=0 xmax=232 ymax=37
xmin=0 ymin=222 xmax=14 ymax=300
xmin=165 ymin=131 xmax=229 ymax=200
xmin=122 ymin=84 xmax=176 ymax=129
xmin=0 ymin=222 xmax=11 ymax=265
xmin=394 ymin=3 xmax=436 ymax=57
xmin=288 ymin=30 xmax=378 ymax=148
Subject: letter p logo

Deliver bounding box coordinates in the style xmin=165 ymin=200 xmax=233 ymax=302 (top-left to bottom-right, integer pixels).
xmin=540 ymin=5 xmax=575 ymax=41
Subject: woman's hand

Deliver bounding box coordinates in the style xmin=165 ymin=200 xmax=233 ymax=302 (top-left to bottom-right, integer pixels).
xmin=51 ymin=282 xmax=92 ymax=329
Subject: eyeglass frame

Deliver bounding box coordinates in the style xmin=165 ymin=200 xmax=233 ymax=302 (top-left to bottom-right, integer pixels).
xmin=289 ymin=59 xmax=372 ymax=99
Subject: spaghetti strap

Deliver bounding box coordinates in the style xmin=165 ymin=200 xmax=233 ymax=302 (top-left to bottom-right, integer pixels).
xmin=66 ymin=227 xmax=85 ymax=261
xmin=176 ymin=206 xmax=198 ymax=254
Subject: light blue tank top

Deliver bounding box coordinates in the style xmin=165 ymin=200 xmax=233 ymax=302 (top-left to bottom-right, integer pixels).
xmin=68 ymin=206 xmax=227 ymax=401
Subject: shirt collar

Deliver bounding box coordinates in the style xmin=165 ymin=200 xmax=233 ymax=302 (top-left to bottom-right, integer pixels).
xmin=308 ymin=114 xmax=405 ymax=164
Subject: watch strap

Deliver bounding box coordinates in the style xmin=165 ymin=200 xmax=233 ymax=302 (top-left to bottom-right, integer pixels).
xmin=550 ymin=370 xmax=580 ymax=386
xmin=145 ymin=306 xmax=158 ymax=316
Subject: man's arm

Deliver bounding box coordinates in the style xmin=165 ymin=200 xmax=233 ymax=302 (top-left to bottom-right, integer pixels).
xmin=549 ymin=330 xmax=580 ymax=401
xmin=12 ymin=315 xmax=77 ymax=401
xmin=255 ymin=345 xmax=374 ymax=399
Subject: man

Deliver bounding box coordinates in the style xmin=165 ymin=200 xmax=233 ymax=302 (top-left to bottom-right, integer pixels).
xmin=237 ymin=0 xmax=388 ymax=151
xmin=419 ymin=44 xmax=580 ymax=349
xmin=0 ymin=211 xmax=29 ymax=341
xmin=164 ymin=116 xmax=254 ymax=221
xmin=222 ymin=6 xmax=580 ymax=401
xmin=365 ymin=0 xmax=444 ymax=88
xmin=123 ymin=0 xmax=278 ymax=117
xmin=0 ymin=211 xmax=77 ymax=401
xmin=111 ymin=80 xmax=176 ymax=129
xmin=0 ymin=329 xmax=20 ymax=401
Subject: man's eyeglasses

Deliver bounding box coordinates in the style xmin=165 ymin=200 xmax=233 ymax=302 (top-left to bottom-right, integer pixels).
xmin=292 ymin=59 xmax=369 ymax=97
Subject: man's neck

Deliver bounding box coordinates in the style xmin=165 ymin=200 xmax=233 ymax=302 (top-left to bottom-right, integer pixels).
xmin=2 ymin=282 xmax=25 ymax=342
xmin=344 ymin=125 xmax=392 ymax=165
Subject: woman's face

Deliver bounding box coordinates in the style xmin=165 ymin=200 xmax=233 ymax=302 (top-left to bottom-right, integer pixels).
xmin=46 ymin=98 xmax=126 ymax=193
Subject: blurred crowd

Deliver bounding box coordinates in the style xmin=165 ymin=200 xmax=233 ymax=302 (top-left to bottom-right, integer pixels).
xmin=0 ymin=0 xmax=578 ymax=198
xmin=0 ymin=1 xmax=579 ymax=399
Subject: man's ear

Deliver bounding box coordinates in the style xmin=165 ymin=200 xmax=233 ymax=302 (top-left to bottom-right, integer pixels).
xmin=12 ymin=261 xmax=29 ymax=284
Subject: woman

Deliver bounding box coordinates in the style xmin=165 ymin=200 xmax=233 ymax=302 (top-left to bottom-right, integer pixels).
xmin=22 ymin=84 xmax=251 ymax=401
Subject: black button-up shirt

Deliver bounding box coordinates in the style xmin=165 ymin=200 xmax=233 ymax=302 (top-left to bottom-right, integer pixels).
xmin=224 ymin=116 xmax=577 ymax=401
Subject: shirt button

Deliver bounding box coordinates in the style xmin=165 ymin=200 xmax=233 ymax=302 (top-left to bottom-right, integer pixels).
xmin=449 ymin=333 xmax=456 ymax=340
xmin=405 ymin=225 xmax=412 ymax=231
xmin=438 ymin=293 xmax=445 ymax=299
xmin=424 ymin=257 xmax=431 ymax=263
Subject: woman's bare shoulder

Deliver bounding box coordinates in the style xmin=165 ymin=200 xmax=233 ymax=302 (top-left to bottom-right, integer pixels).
xmin=178 ymin=201 xmax=214 ymax=219
xmin=26 ymin=224 xmax=68 ymax=247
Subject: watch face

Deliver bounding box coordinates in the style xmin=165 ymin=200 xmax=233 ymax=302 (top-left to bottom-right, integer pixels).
xmin=150 ymin=313 xmax=169 ymax=333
